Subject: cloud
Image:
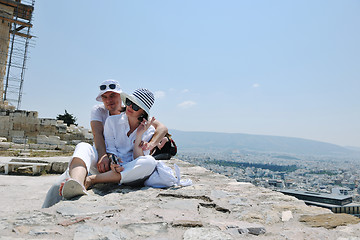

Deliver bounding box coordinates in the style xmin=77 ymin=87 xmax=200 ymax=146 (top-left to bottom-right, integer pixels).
xmin=252 ymin=83 xmax=260 ymax=88
xmin=181 ymin=89 xmax=190 ymax=93
xmin=178 ymin=100 xmax=196 ymax=109
xmin=154 ymin=91 xmax=165 ymax=99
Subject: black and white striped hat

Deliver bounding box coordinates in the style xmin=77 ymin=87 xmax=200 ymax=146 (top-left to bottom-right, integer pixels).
xmin=121 ymin=88 xmax=155 ymax=115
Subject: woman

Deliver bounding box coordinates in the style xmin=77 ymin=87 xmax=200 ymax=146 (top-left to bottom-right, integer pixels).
xmin=83 ymin=88 xmax=158 ymax=188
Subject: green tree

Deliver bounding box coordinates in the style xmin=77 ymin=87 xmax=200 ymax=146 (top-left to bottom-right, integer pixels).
xmin=57 ymin=110 xmax=77 ymax=127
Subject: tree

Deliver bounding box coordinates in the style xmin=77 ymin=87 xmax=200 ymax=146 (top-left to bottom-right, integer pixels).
xmin=57 ymin=110 xmax=77 ymax=127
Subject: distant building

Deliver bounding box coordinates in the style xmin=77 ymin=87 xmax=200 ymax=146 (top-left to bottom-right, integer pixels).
xmin=331 ymin=187 xmax=353 ymax=196
xmin=280 ymin=189 xmax=360 ymax=217
xmin=268 ymin=179 xmax=284 ymax=189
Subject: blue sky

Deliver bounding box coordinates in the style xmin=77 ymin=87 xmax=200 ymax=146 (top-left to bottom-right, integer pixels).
xmin=21 ymin=0 xmax=359 ymax=147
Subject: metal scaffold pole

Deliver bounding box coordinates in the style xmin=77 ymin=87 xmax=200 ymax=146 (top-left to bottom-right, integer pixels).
xmin=0 ymin=0 xmax=35 ymax=109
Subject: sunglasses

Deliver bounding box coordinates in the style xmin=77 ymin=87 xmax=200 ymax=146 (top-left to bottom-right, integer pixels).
xmin=125 ymin=98 xmax=141 ymax=111
xmin=99 ymin=84 xmax=116 ymax=91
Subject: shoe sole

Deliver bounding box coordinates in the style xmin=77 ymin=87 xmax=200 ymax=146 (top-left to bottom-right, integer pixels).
xmin=62 ymin=179 xmax=87 ymax=200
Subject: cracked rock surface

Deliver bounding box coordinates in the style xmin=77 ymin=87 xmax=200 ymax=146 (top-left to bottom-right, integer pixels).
xmin=1 ymin=158 xmax=360 ymax=239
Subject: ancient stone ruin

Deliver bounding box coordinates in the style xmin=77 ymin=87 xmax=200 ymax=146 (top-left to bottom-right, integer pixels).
xmin=0 ymin=1 xmax=92 ymax=152
xmin=0 ymin=108 xmax=93 ymax=152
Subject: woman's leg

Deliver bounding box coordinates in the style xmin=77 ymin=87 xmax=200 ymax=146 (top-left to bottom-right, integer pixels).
xmin=120 ymin=155 xmax=157 ymax=185
xmin=85 ymin=170 xmax=121 ymax=189
xmin=85 ymin=156 xmax=156 ymax=189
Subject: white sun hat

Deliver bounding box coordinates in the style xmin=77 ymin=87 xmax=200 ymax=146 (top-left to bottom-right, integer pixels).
xmin=121 ymin=88 xmax=155 ymax=116
xmin=96 ymin=79 xmax=122 ymax=102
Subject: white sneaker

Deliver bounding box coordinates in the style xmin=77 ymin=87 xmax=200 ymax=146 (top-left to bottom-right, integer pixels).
xmin=61 ymin=179 xmax=87 ymax=200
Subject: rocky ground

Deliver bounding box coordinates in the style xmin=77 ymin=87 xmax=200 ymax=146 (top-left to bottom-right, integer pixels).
xmin=0 ymin=157 xmax=360 ymax=239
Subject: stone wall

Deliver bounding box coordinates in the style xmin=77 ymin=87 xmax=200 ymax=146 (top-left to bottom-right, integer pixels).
xmin=0 ymin=108 xmax=92 ymax=149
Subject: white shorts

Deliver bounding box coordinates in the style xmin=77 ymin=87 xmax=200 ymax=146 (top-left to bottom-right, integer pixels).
xmin=70 ymin=142 xmax=99 ymax=175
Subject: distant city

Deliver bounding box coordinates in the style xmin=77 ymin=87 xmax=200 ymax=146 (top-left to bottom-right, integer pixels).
xmin=177 ymin=149 xmax=360 ymax=203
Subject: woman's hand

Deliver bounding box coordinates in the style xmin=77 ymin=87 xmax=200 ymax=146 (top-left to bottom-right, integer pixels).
xmin=140 ymin=141 xmax=156 ymax=151
xmin=109 ymin=154 xmax=124 ymax=173
xmin=137 ymin=117 xmax=155 ymax=136
xmin=110 ymin=162 xmax=124 ymax=173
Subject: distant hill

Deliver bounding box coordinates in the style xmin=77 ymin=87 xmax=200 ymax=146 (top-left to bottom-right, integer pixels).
xmin=169 ymin=129 xmax=354 ymax=155
xmin=345 ymin=146 xmax=360 ymax=152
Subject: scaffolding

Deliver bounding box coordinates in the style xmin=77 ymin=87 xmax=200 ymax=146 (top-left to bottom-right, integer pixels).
xmin=0 ymin=0 xmax=34 ymax=110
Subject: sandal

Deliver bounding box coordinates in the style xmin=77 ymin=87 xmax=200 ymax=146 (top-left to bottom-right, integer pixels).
xmin=60 ymin=178 xmax=88 ymax=200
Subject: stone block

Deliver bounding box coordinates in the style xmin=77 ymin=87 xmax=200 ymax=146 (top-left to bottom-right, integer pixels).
xmin=0 ymin=129 xmax=9 ymax=137
xmin=12 ymin=110 xmax=27 ymax=117
xmin=12 ymin=122 xmax=26 ymax=131
xmin=28 ymin=111 xmax=38 ymax=118
xmin=12 ymin=137 xmax=27 ymax=144
xmin=49 ymin=135 xmax=61 ymax=141
xmin=36 ymin=135 xmax=65 ymax=146
xmin=0 ymin=141 xmax=10 ymax=149
xmin=9 ymin=130 xmax=24 ymax=138
xmin=28 ymin=143 xmax=39 ymax=149
xmin=71 ymin=140 xmax=82 ymax=145
xmin=0 ymin=116 xmax=10 ymax=129
xmin=56 ymin=124 xmax=67 ymax=134
xmin=50 ymin=162 xmax=68 ymax=173
xmin=40 ymin=118 xmax=57 ymax=126
xmin=68 ymin=124 xmax=82 ymax=134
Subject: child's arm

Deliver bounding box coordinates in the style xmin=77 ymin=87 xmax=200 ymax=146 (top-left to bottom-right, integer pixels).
xmin=133 ymin=117 xmax=155 ymax=159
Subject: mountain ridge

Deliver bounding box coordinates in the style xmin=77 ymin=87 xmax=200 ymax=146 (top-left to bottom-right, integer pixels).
xmin=169 ymin=129 xmax=355 ymax=156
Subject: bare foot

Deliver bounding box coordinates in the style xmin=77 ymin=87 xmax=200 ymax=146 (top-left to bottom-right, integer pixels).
xmin=84 ymin=176 xmax=94 ymax=190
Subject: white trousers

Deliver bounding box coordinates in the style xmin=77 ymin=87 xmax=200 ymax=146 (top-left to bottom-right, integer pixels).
xmin=42 ymin=142 xmax=156 ymax=208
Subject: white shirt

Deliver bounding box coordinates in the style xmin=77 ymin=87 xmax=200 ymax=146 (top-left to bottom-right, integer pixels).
xmin=90 ymin=104 xmax=109 ymax=125
xmin=104 ymin=112 xmax=155 ymax=163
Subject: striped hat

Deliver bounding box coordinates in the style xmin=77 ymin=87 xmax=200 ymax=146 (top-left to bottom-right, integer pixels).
xmin=121 ymin=88 xmax=155 ymax=115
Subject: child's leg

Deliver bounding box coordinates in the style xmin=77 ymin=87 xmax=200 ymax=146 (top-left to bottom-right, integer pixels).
xmin=85 ymin=170 xmax=121 ymax=189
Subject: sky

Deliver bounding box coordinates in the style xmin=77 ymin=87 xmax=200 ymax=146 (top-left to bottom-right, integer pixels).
xmin=18 ymin=0 xmax=359 ymax=147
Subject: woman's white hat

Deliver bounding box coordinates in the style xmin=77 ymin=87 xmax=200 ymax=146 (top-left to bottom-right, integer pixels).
xmin=121 ymin=88 xmax=155 ymax=115
xmin=96 ymin=79 xmax=122 ymax=102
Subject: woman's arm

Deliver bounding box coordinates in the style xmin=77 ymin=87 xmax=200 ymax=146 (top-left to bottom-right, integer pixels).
xmin=142 ymin=119 xmax=168 ymax=151
xmin=134 ymin=118 xmax=155 ymax=159
xmin=90 ymin=120 xmax=110 ymax=173
xmin=133 ymin=135 xmax=144 ymax=160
